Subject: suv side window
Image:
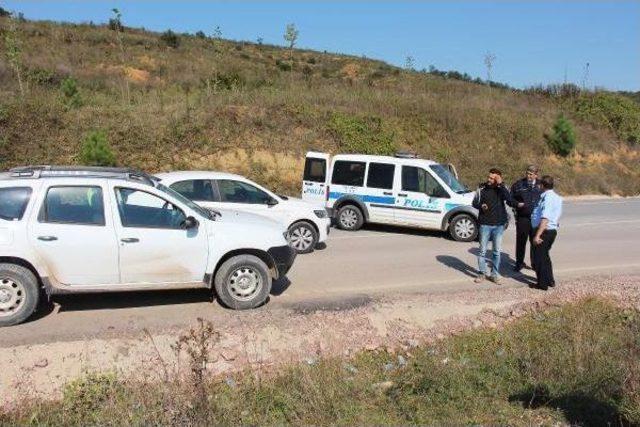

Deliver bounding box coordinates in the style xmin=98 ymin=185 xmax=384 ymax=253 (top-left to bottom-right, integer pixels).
xmin=169 ymin=180 xmax=216 ymax=202
xmin=331 ymin=161 xmax=366 ymax=186
xmin=366 ymin=163 xmax=395 ymax=190
xmin=116 ymin=188 xmax=186 ymax=229
xmin=217 ymin=180 xmax=274 ymax=204
xmin=41 ymin=186 xmax=105 ymax=225
xmin=0 ymin=187 xmax=32 ymax=221
xmin=402 ymin=166 xmax=449 ymax=198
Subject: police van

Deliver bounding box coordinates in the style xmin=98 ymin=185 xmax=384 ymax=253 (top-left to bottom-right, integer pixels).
xmin=301 ymin=151 xmax=478 ymax=242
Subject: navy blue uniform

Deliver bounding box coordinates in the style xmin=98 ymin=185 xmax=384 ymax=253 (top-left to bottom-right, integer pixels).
xmin=510 ymin=178 xmax=542 ymax=268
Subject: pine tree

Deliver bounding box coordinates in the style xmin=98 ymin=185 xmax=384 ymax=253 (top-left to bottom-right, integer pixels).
xmin=547 ymin=115 xmax=576 ymax=157
xmin=79 ymin=131 xmax=116 ymax=166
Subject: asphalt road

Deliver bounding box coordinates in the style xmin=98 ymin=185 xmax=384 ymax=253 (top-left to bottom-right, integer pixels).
xmin=2 ymin=198 xmax=640 ymax=346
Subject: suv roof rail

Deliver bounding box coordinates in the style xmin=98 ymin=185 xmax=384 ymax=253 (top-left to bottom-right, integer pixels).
xmin=394 ymin=151 xmax=419 ymax=159
xmin=6 ymin=165 xmax=158 ymax=186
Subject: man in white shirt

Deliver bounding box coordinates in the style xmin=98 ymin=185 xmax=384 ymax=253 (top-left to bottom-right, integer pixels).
xmin=531 ymin=175 xmax=563 ymax=290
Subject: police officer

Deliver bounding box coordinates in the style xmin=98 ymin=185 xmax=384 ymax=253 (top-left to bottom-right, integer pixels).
xmin=510 ymin=165 xmax=542 ymax=272
xmin=531 ymin=175 xmax=563 ymax=290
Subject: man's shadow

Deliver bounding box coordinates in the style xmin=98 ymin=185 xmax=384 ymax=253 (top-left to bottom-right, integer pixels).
xmin=436 ymin=248 xmax=537 ymax=286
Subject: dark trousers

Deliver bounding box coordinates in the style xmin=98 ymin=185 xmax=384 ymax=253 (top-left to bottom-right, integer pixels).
xmin=531 ymin=229 xmax=557 ymax=289
xmin=515 ymin=216 xmax=533 ymax=266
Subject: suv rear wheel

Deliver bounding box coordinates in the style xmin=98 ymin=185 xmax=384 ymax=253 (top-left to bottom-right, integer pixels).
xmin=214 ymin=255 xmax=272 ymax=310
xmin=449 ymin=214 xmax=478 ymax=242
xmin=287 ymin=221 xmax=318 ymax=254
xmin=0 ymin=263 xmax=40 ymax=327
xmin=337 ymin=205 xmax=364 ymax=231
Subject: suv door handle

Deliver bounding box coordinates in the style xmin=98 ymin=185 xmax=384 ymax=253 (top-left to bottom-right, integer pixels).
xmin=120 ymin=238 xmax=140 ymax=243
xmin=37 ymin=236 xmax=58 ymax=242
xmin=398 ymin=193 xmax=408 ymax=197
xmin=383 ymin=191 xmax=393 ymax=196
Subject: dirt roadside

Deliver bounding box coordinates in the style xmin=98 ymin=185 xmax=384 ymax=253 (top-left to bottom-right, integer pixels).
xmin=2 ymin=273 xmax=639 ymax=406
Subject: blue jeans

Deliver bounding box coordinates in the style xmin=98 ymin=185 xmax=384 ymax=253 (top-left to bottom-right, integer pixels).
xmin=477 ymin=224 xmax=505 ymax=278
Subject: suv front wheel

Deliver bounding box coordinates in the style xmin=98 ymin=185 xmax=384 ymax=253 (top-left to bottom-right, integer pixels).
xmin=287 ymin=221 xmax=318 ymax=254
xmin=214 ymin=255 xmax=272 ymax=310
xmin=0 ymin=264 xmax=40 ymax=327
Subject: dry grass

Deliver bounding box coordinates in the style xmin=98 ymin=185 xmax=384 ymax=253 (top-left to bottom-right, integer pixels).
xmin=0 ymin=18 xmax=639 ymax=195
xmin=1 ymin=297 xmax=639 ymax=425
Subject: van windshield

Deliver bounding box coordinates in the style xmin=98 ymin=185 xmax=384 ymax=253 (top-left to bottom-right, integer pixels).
xmin=430 ymin=165 xmax=469 ymax=194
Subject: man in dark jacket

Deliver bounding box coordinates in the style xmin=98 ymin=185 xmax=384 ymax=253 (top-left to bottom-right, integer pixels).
xmin=510 ymin=165 xmax=542 ymax=272
xmin=472 ymin=168 xmax=514 ymax=285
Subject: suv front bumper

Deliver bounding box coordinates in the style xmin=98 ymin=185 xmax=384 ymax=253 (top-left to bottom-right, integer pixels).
xmin=268 ymin=245 xmax=297 ymax=278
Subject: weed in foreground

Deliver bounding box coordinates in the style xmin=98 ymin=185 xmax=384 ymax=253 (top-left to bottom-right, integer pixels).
xmin=1 ymin=297 xmax=638 ymax=426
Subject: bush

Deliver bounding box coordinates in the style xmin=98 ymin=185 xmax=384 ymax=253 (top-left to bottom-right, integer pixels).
xmin=328 ymin=112 xmax=396 ymax=155
xmin=160 ymin=30 xmax=180 ymax=48
xmin=79 ymin=130 xmax=116 ymax=166
xmin=574 ymin=92 xmax=640 ymax=144
xmin=195 ymin=30 xmax=206 ymax=39
xmin=275 ymin=59 xmax=292 ymax=72
xmin=62 ymin=373 xmax=124 ymax=419
xmin=60 ymin=77 xmax=82 ymax=108
xmin=108 ymin=18 xmax=123 ymax=32
xmin=546 ymin=115 xmax=576 ymax=157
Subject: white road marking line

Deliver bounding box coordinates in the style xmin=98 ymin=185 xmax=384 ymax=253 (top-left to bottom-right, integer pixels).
xmin=567 ymin=200 xmax=640 ymax=205
xmin=565 ymin=219 xmax=640 ymax=227
xmin=329 ymin=219 xmax=640 ymax=240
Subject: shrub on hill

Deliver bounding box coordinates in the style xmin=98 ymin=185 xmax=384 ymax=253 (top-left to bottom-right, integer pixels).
xmin=328 ymin=112 xmax=396 ymax=155
xmin=79 ymin=130 xmax=116 ymax=167
xmin=160 ymin=30 xmax=180 ymax=48
xmin=546 ymin=115 xmax=576 ymax=157
xmin=574 ymin=92 xmax=640 ymax=145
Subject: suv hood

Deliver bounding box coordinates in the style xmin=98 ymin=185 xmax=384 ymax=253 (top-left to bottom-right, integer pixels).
xmin=279 ymin=196 xmax=317 ymax=211
xmin=210 ymin=207 xmax=285 ymax=228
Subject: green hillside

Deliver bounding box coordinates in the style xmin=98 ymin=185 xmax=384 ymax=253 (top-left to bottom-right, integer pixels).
xmin=1 ymin=16 xmax=639 ymax=195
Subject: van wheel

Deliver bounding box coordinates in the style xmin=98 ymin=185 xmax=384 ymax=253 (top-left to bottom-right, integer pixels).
xmin=287 ymin=222 xmax=318 ymax=254
xmin=449 ymin=214 xmax=478 ymax=242
xmin=337 ymin=205 xmax=364 ymax=231
xmin=0 ymin=263 xmax=40 ymax=327
xmin=214 ymin=255 xmax=272 ymax=310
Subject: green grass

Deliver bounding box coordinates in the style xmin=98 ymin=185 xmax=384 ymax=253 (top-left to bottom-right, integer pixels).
xmin=2 ymin=297 xmax=639 ymax=426
xmin=1 ymin=17 xmax=639 ymax=195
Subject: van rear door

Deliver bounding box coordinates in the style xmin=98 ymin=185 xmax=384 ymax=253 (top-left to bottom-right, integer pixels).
xmin=302 ymin=152 xmax=330 ymax=206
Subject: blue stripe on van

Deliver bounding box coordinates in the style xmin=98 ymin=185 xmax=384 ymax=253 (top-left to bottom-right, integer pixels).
xmin=329 ymin=191 xmax=395 ymax=205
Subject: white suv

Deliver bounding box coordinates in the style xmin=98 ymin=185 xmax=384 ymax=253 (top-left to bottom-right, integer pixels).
xmin=156 ymin=171 xmax=331 ymax=254
xmin=0 ymin=166 xmax=297 ymax=326
xmin=301 ymin=151 xmax=479 ymax=242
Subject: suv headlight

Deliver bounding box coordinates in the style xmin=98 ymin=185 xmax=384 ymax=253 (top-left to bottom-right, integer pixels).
xmin=313 ymin=209 xmax=328 ymax=219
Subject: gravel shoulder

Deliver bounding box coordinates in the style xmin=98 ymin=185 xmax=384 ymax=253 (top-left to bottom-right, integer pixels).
xmin=2 ymin=273 xmax=639 ymax=406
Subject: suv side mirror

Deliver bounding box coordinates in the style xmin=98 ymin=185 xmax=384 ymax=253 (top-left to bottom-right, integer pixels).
xmin=182 ymin=216 xmax=199 ymax=229
xmin=267 ymin=198 xmax=279 ymax=207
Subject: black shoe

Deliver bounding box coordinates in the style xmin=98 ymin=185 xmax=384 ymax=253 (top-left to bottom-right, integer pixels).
xmin=513 ymin=263 xmax=523 ymax=272
xmin=548 ymin=282 xmax=556 ymax=288
xmin=537 ymin=284 xmax=548 ymax=291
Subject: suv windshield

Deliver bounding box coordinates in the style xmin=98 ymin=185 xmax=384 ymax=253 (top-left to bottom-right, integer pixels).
xmin=156 ymin=183 xmax=214 ymax=220
xmin=430 ymin=165 xmax=469 ymax=194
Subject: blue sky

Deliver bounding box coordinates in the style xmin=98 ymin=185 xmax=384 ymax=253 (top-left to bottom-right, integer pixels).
xmin=3 ymin=1 xmax=639 ymax=90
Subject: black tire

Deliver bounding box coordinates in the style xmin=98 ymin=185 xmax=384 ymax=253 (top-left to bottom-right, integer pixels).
xmin=0 ymin=263 xmax=40 ymax=327
xmin=214 ymin=255 xmax=272 ymax=310
xmin=336 ymin=204 xmax=364 ymax=231
xmin=449 ymin=214 xmax=478 ymax=242
xmin=287 ymin=221 xmax=319 ymax=254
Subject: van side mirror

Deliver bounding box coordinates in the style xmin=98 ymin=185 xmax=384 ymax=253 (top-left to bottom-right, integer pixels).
xmin=182 ymin=216 xmax=199 ymax=229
